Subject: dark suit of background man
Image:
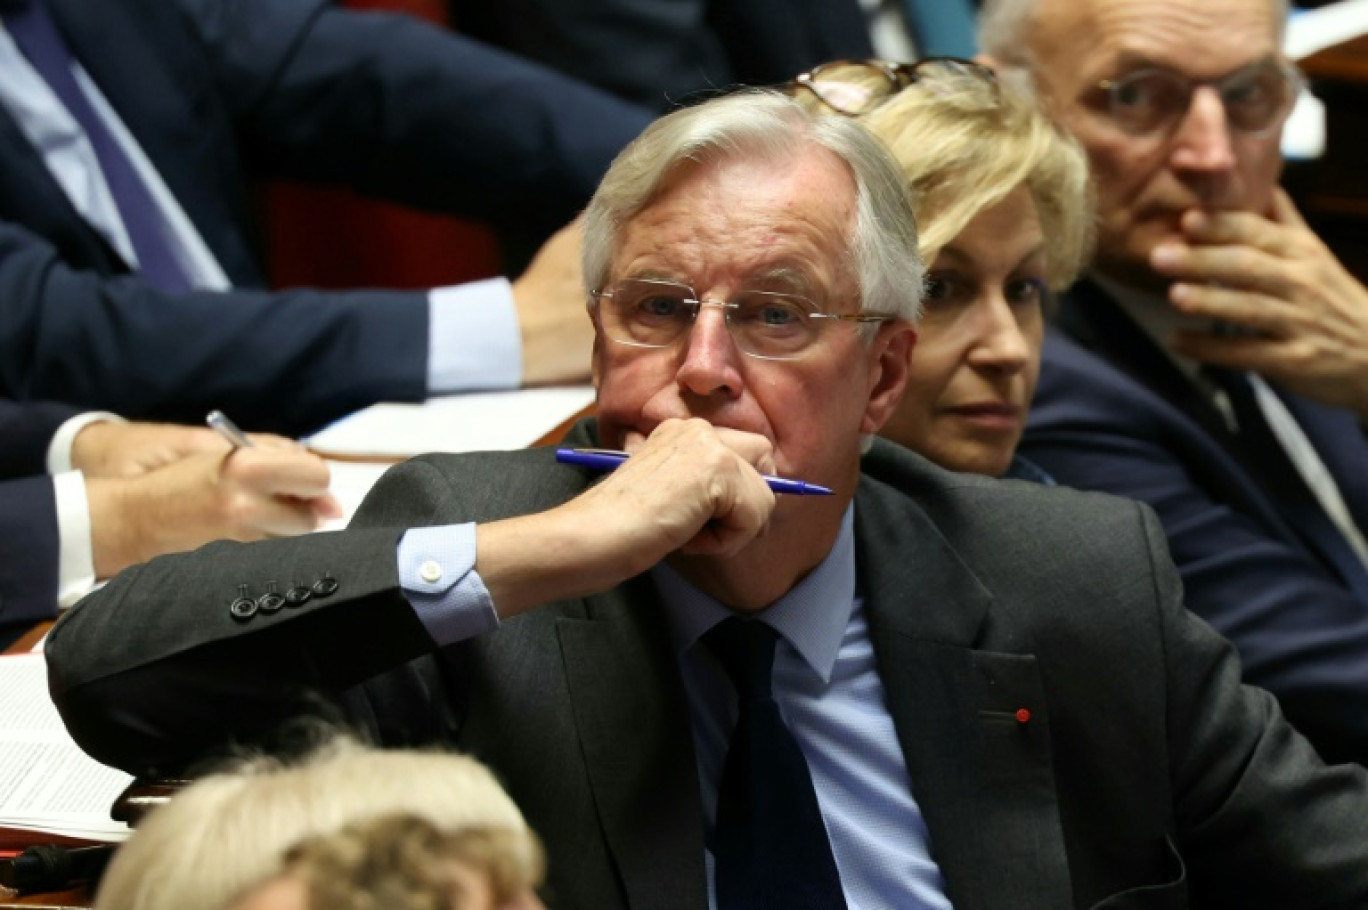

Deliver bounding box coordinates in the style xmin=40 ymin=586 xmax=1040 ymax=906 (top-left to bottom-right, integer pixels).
xmin=49 ymin=91 xmax=1368 ymax=909
xmin=453 ymin=0 xmax=979 ymax=113
xmin=1 ymin=398 xmax=80 ymax=626
xmin=0 ymin=398 xmax=335 ymax=646
xmin=980 ymin=0 xmax=1368 ymax=765
xmin=0 ymin=0 xmax=651 ymax=435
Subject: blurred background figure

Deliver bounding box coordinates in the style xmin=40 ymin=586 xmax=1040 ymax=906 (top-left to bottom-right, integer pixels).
xmin=452 ymin=0 xmax=982 ymax=113
xmin=228 ymin=813 xmax=544 ymax=910
xmin=792 ymin=58 xmax=1092 ymax=479
xmin=94 ymin=739 xmax=541 ymax=910
xmin=0 ymin=398 xmax=338 ymax=646
xmin=0 ymin=0 xmax=651 ymax=434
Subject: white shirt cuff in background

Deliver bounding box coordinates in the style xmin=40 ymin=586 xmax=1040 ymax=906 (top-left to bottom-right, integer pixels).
xmin=52 ymin=470 xmax=96 ymax=608
xmin=427 ymin=278 xmax=522 ymax=392
xmin=47 ymin=411 xmax=125 ymax=474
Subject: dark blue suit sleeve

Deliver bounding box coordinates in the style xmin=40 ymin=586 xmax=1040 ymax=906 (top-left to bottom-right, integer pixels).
xmin=0 ymin=397 xmax=77 ymax=479
xmin=450 ymin=0 xmax=873 ymax=112
xmin=0 ymin=221 xmax=428 ymax=436
xmin=177 ymin=0 xmax=652 ymax=239
xmin=0 ymin=475 xmax=59 ymax=628
xmin=1022 ymin=334 xmax=1368 ymax=764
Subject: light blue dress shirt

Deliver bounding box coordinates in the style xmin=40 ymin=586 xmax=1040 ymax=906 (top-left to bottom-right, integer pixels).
xmin=399 ymin=506 xmax=951 ymax=909
xmin=0 ymin=22 xmax=521 ymax=392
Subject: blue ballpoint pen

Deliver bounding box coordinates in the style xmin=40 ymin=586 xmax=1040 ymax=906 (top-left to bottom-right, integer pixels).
xmin=555 ymin=447 xmax=833 ymax=496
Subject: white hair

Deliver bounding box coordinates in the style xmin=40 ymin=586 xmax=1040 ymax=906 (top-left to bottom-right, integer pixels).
xmin=583 ymin=89 xmax=925 ymax=324
xmin=979 ymin=0 xmax=1291 ymax=72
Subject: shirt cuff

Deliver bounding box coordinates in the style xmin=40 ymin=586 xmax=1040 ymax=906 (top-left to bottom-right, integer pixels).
xmin=53 ymin=470 xmax=96 ymax=608
xmin=427 ymin=278 xmax=522 ymax=392
xmin=397 ymin=523 xmax=499 ymax=646
xmin=47 ymin=412 xmax=125 ymax=474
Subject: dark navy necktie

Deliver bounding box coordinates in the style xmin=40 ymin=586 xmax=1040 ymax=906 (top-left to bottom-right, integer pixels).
xmin=3 ymin=0 xmax=191 ymax=290
xmin=705 ymin=617 xmax=846 ymax=910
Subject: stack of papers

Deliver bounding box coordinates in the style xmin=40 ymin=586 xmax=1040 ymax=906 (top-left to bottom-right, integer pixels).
xmin=0 ymin=654 xmax=133 ymax=847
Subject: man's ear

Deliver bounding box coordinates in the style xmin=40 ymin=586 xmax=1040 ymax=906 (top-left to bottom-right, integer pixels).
xmin=860 ymin=322 xmax=917 ymax=435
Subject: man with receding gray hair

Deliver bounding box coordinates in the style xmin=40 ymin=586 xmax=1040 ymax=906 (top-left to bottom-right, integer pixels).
xmin=983 ymin=0 xmax=1368 ymax=766
xmin=49 ymin=88 xmax=1368 ymax=909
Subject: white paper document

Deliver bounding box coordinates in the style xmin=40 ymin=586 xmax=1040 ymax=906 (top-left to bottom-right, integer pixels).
xmin=0 ymin=654 xmax=133 ymax=845
xmin=305 ymin=387 xmax=595 ymax=460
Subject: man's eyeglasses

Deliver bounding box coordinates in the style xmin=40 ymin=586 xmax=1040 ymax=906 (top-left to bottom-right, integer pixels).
xmin=1097 ymin=58 xmax=1304 ymax=137
xmin=590 ymin=278 xmax=893 ymax=361
xmin=790 ymin=58 xmax=999 ymax=117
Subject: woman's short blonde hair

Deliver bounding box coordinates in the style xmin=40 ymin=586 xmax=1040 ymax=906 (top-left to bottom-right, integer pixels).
xmin=94 ymin=739 xmax=537 ymax=910
xmin=796 ymin=64 xmax=1094 ymax=291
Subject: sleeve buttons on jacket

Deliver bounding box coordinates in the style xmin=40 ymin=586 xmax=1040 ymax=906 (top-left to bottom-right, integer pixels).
xmin=311 ymin=573 xmax=339 ymax=598
xmin=229 ymin=585 xmax=258 ymax=622
xmin=257 ymin=582 xmax=285 ymax=614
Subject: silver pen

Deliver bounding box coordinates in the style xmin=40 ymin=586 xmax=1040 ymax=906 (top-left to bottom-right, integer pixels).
xmin=206 ymin=409 xmax=255 ymax=449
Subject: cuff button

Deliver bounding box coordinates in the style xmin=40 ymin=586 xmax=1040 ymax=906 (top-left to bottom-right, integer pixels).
xmin=312 ymin=574 xmax=339 ymax=598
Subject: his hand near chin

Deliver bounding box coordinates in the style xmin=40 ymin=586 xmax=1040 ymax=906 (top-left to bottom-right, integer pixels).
xmin=585 ymin=418 xmax=777 ymax=561
xmin=474 ymin=420 xmax=777 ymax=619
xmin=1150 ymin=191 xmax=1368 ymax=419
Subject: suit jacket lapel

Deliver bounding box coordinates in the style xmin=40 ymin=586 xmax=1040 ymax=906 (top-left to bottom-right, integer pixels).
xmin=854 ymin=478 xmax=1074 ymax=910
xmin=1063 ymin=281 xmax=1368 ymax=594
xmin=1060 ymin=281 xmax=1232 ymax=442
xmin=0 ymin=103 xmax=122 ymax=270
xmin=1271 ymin=391 xmax=1368 ymax=598
xmin=45 ymin=0 xmax=262 ymax=284
xmin=1278 ymin=390 xmax=1368 ymax=530
xmin=557 ymin=574 xmax=708 ymax=910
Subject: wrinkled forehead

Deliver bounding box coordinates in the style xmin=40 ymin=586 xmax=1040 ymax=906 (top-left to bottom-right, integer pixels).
xmin=611 ymin=147 xmax=860 ymax=296
xmin=1033 ymin=0 xmax=1283 ymax=81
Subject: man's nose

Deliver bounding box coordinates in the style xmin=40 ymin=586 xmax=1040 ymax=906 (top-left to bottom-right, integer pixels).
xmin=675 ymin=303 xmax=743 ymax=397
xmin=966 ymin=294 xmax=1031 ymax=374
xmin=1169 ymin=85 xmax=1237 ymax=173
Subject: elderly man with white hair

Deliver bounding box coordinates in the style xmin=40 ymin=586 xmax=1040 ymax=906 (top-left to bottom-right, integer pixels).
xmin=984 ymin=0 xmax=1368 ymax=767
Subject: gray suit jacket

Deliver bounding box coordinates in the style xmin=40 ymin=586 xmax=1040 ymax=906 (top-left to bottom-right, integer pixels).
xmin=47 ymin=422 xmax=1368 ymax=909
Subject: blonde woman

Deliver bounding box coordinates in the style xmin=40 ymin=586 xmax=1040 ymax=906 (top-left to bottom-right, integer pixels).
xmin=795 ymin=59 xmax=1093 ymax=478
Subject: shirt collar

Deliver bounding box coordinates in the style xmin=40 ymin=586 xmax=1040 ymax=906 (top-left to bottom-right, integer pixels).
xmin=1091 ymin=272 xmax=1236 ymax=426
xmin=1091 ymin=272 xmax=1213 ymax=387
xmin=652 ymin=504 xmax=857 ymax=684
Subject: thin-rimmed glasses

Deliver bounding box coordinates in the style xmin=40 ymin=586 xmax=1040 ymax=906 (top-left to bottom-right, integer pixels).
xmin=589 ymin=278 xmax=893 ymax=361
xmin=790 ymin=58 xmax=999 ymax=116
xmin=1096 ymin=58 xmax=1304 ymax=137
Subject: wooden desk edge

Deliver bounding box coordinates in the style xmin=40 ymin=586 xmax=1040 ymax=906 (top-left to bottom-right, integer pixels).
xmin=5 ymin=623 xmax=52 ymax=657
